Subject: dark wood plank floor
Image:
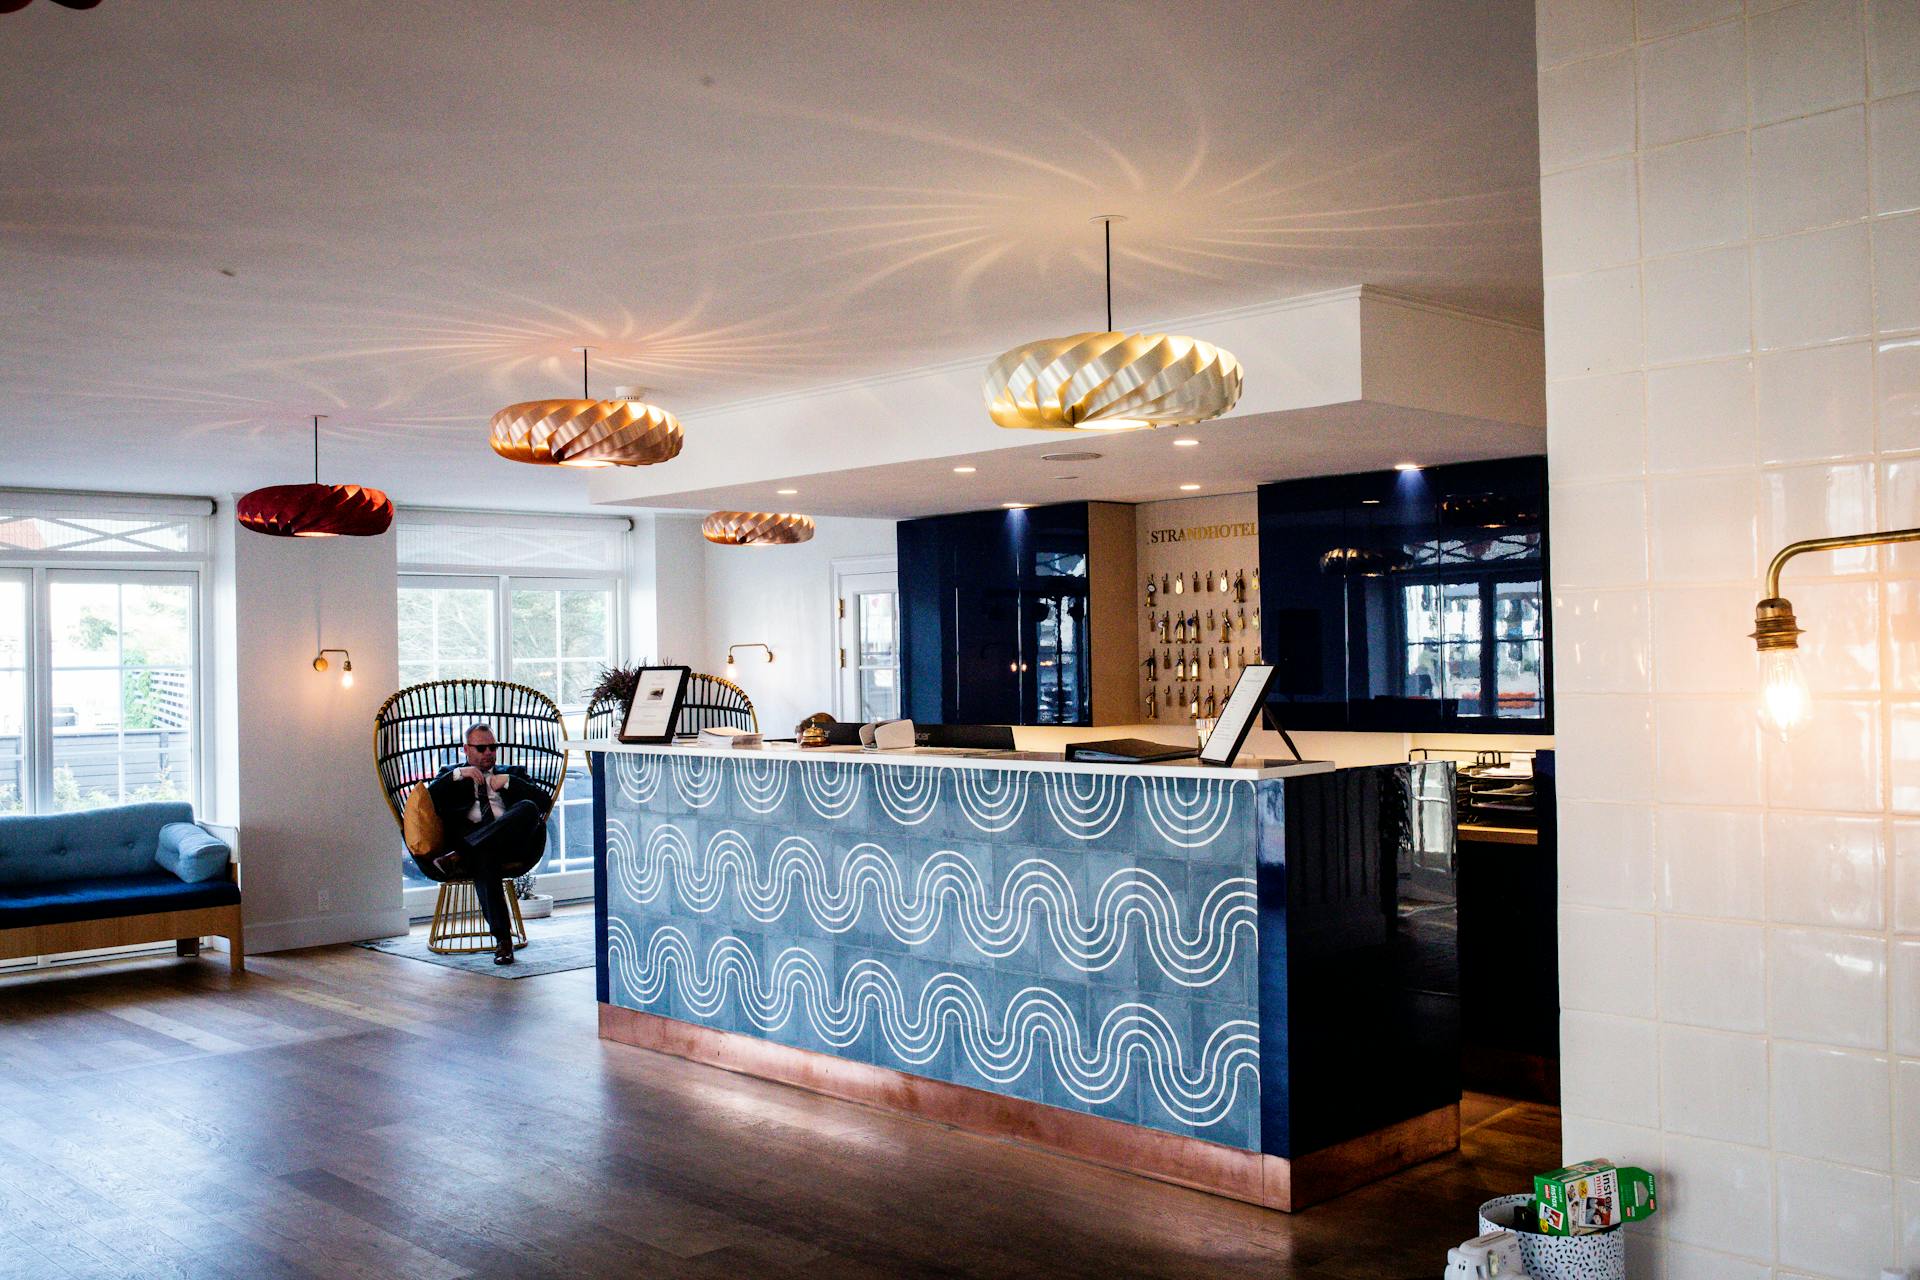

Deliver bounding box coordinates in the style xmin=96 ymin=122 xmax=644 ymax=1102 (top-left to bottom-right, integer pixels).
xmin=0 ymin=925 xmax=1558 ymax=1280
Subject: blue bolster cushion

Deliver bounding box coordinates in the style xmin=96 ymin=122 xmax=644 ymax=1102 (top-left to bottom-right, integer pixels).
xmin=156 ymin=822 xmax=230 ymax=884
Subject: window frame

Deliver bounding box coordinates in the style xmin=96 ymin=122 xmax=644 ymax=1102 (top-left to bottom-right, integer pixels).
xmin=395 ymin=567 xmax=622 ymax=915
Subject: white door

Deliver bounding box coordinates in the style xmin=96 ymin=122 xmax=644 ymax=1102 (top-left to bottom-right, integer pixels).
xmin=833 ymin=558 xmax=899 ymax=723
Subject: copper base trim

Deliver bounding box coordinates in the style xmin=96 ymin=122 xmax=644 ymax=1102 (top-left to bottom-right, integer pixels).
xmin=598 ymin=1004 xmax=1458 ymax=1212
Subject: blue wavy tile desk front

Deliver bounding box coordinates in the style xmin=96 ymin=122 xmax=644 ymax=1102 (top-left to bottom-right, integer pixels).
xmin=583 ymin=744 xmax=1460 ymax=1208
xmin=601 ymin=750 xmax=1261 ymax=1145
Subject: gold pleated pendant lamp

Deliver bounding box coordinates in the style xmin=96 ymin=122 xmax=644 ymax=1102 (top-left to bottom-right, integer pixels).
xmin=983 ymin=216 xmax=1243 ymax=432
xmin=489 ymin=347 xmax=684 ymax=468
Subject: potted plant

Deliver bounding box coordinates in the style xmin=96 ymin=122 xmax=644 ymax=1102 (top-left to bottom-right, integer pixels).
xmin=512 ymin=872 xmax=553 ymax=919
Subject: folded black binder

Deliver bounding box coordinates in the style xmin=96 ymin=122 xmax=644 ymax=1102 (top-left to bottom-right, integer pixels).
xmin=1063 ymin=738 xmax=1198 ymax=764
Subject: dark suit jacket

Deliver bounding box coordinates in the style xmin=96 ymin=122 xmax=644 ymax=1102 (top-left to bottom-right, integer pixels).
xmin=427 ymin=764 xmax=548 ymax=845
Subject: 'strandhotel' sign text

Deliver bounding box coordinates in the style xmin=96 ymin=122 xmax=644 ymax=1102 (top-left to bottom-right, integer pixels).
xmin=1147 ymin=521 xmax=1258 ymax=545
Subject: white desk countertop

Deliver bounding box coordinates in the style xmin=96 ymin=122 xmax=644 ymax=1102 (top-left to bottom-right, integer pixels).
xmin=564 ymin=738 xmax=1334 ymax=782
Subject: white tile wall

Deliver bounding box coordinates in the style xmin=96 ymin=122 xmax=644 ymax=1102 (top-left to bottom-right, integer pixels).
xmin=1538 ymin=2 xmax=1918 ymax=1272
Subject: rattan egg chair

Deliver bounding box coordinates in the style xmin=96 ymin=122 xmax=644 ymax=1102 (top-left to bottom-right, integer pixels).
xmin=374 ymin=679 xmax=567 ymax=954
xmin=581 ymin=671 xmax=757 ymax=738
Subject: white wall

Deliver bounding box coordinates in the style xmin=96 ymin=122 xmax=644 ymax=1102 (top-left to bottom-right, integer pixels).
xmin=228 ymin=517 xmax=406 ymax=952
xmin=699 ymin=516 xmax=897 ymax=734
xmin=1538 ymin=2 xmax=1919 ymax=1275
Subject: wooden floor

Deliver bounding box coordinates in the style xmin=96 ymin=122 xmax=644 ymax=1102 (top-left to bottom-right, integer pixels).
xmin=0 ymin=929 xmax=1559 ymax=1280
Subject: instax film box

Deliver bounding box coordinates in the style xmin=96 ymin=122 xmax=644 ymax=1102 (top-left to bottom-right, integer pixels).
xmin=1533 ymin=1160 xmax=1657 ymax=1236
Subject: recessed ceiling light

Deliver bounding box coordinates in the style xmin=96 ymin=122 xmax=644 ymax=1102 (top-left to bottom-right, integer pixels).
xmin=952 ymin=465 xmax=977 ymax=474
xmin=1001 ymin=501 xmax=1030 ymax=509
xmin=1055 ymin=474 xmax=1079 ymax=481
xmin=776 ymin=488 xmax=798 ymax=495
xmin=1179 ymin=483 xmax=1201 ymax=491
xmin=1361 ymin=498 xmax=1381 ymax=505
xmin=1040 ymin=451 xmax=1103 ymax=462
xmin=1394 ymin=462 xmax=1422 ymax=472
xmin=1173 ymin=438 xmax=1199 ymax=447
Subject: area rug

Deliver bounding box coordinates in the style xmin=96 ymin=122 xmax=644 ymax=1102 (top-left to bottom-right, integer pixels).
xmin=357 ymin=911 xmax=596 ymax=979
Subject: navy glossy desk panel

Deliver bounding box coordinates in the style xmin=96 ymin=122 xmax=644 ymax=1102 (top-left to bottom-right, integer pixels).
xmin=586 ymin=746 xmax=1458 ymax=1205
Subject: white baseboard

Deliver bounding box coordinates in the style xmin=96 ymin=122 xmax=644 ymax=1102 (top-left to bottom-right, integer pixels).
xmin=244 ymin=906 xmax=411 ymax=955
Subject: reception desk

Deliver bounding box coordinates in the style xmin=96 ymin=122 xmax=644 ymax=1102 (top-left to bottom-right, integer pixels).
xmin=576 ymin=741 xmax=1460 ymax=1211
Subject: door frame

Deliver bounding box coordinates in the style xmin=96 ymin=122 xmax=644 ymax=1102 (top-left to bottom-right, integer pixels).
xmin=830 ymin=555 xmax=897 ymax=722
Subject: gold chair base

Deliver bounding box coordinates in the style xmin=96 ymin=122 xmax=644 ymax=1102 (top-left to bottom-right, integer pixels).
xmin=427 ymin=880 xmax=529 ymax=954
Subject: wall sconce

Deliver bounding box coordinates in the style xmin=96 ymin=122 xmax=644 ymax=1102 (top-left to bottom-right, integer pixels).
xmin=312 ymin=647 xmax=354 ymax=688
xmin=1752 ymin=527 xmax=1920 ymax=737
xmin=726 ymin=643 xmax=774 ymax=666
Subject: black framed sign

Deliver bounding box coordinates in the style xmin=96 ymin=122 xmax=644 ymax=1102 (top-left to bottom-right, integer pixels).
xmin=1199 ymin=663 xmax=1279 ymax=767
xmin=619 ymin=666 xmax=692 ymax=743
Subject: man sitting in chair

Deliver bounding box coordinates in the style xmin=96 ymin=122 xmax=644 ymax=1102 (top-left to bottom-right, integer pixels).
xmin=428 ymin=723 xmax=547 ymax=965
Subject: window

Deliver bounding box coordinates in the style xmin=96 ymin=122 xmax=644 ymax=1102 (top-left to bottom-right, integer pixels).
xmin=834 ymin=559 xmax=899 ymax=722
xmin=394 ymin=511 xmax=629 ymax=909
xmin=0 ymin=574 xmax=26 ymax=814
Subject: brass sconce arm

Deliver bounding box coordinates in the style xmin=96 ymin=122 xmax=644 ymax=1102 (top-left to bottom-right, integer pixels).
xmin=726 ymin=642 xmax=775 ymax=666
xmin=1753 ymin=527 xmax=1920 ymax=650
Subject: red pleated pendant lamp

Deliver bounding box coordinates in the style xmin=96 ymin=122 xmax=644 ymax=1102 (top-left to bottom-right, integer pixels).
xmin=237 ymin=415 xmax=393 ymax=538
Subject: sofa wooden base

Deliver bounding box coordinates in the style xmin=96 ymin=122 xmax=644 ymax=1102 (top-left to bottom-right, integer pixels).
xmin=599 ymin=1004 xmax=1458 ymax=1212
xmin=0 ymin=902 xmax=245 ymax=973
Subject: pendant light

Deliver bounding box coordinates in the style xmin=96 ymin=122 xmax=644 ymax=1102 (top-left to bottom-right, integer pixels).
xmin=489 ymin=347 xmax=683 ymax=468
xmin=237 ymin=415 xmax=393 ymax=538
xmin=701 ymin=511 xmax=816 ymax=547
xmin=983 ymin=216 xmax=1243 ymax=432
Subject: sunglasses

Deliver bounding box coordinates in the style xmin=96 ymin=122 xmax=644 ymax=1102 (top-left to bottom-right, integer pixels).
xmin=469 ymin=743 xmax=498 ymax=753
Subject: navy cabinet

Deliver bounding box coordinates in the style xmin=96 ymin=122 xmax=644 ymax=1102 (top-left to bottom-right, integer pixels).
xmin=897 ymin=503 xmax=1094 ymax=726
xmin=1257 ymin=456 xmax=1551 ymax=734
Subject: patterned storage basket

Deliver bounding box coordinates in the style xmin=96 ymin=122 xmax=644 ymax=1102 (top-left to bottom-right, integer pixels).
xmin=1478 ymin=1194 xmax=1626 ymax=1280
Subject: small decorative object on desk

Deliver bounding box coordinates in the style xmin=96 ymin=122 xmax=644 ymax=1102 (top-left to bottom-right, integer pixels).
xmin=796 ymin=713 xmax=833 ymax=748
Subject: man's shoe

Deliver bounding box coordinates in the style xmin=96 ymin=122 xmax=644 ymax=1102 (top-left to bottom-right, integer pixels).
xmin=493 ymin=943 xmax=515 ymax=966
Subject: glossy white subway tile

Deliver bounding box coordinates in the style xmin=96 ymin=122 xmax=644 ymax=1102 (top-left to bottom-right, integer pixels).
xmin=1897 ymin=820 xmax=1920 ymax=932
xmin=1876 ymin=214 xmax=1920 ymax=333
xmin=1765 ymin=812 xmax=1886 ymax=928
xmin=1558 ymin=1114 xmax=1666 ymax=1171
xmin=1752 ymin=107 xmax=1869 ymax=237
xmin=1647 ymin=358 xmax=1755 ymax=471
xmin=1755 ymin=341 xmax=1875 ymax=464
xmin=1556 ymin=694 xmax=1657 ymax=801
xmin=1555 ymin=589 xmax=1655 ymax=691
xmin=1653 ymin=583 xmax=1757 ymax=693
xmin=1658 ymin=806 xmax=1765 ymax=918
xmin=1879 ymin=456 xmax=1920 ymax=570
xmin=1895 ymin=938 xmax=1920 ymax=1053
xmin=1772 ymin=1041 xmax=1893 ymax=1167
xmin=1547 ymin=371 xmax=1647 ymax=483
xmin=1890 ymin=702 xmax=1920 ymax=814
xmin=1872 ymin=91 xmax=1920 ymax=215
xmin=1869 ymin=0 xmax=1920 ymax=98
xmin=1749 ymin=0 xmax=1866 ymax=124
xmin=1765 ymin=462 xmax=1878 ymax=573
xmin=1660 ymin=916 xmax=1769 ymax=1031
xmin=1638 ymin=0 xmax=1743 ymax=36
xmin=1897 ymin=1058 xmax=1920 ymax=1174
xmin=1775 ymin=1155 xmax=1895 ymax=1277
xmin=1660 ymin=1023 xmax=1771 ymax=1145
xmin=1884 ymin=337 xmax=1920 ymax=455
xmin=1659 ymin=697 xmax=1763 ymax=804
xmin=1657 ymin=1244 xmax=1771 ymax=1280
xmin=1645 ymin=246 xmax=1754 ymax=364
xmin=1650 ymin=470 xmax=1759 ymax=581
xmin=1541 ymin=48 xmax=1639 ymax=170
xmin=1547 ymin=266 xmax=1645 ymax=377
xmin=1643 ymin=132 xmax=1752 ymax=256
xmin=1764 ymin=699 xmax=1883 ymax=812
xmin=1543 ymin=158 xmax=1642 ymax=275
xmin=1661 ymin=1134 xmax=1776 ymax=1256
xmin=1754 ymin=223 xmax=1875 ymax=350
xmin=1639 ymin=20 xmax=1749 ymax=145
xmin=1562 ymin=1010 xmax=1663 ymax=1125
xmin=1769 ymin=926 xmax=1888 ymax=1048
xmin=1901 ymin=1176 xmax=1920 ymax=1267
xmin=1539 ymin=0 xmax=1636 ymax=65
xmin=1561 ymin=801 xmax=1658 ymax=907
xmin=1553 ymin=479 xmax=1650 ymax=587
xmin=1562 ymin=907 xmax=1659 ymax=1016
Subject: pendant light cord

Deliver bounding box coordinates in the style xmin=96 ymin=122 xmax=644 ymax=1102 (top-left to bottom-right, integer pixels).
xmin=311 ymin=414 xmax=324 ymax=484
xmin=1104 ymin=218 xmax=1113 ymax=332
xmin=581 ymin=347 xmax=589 ymax=399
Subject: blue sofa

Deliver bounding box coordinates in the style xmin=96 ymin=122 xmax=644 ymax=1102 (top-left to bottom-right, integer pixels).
xmin=0 ymin=802 xmax=243 ymax=972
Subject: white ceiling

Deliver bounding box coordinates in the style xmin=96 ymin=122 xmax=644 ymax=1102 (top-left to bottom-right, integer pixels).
xmin=631 ymin=400 xmax=1548 ymax=520
xmin=0 ymin=1 xmax=1541 ymax=513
